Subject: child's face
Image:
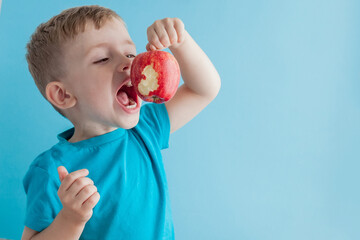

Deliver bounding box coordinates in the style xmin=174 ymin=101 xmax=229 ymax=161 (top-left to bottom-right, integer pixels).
xmin=61 ymin=18 xmax=142 ymax=131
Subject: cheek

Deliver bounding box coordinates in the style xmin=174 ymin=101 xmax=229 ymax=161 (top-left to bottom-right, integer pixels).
xmin=90 ymin=87 xmax=114 ymax=105
xmin=70 ymin=70 xmax=115 ymax=107
xmin=77 ymin=84 xmax=112 ymax=110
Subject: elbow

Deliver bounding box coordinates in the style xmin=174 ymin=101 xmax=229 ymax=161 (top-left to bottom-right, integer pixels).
xmin=210 ymin=75 xmax=221 ymax=101
xmin=215 ymin=76 xmax=221 ymax=97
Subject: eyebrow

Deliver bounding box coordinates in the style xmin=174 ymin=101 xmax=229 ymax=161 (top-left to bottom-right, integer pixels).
xmin=85 ymin=40 xmax=135 ymax=56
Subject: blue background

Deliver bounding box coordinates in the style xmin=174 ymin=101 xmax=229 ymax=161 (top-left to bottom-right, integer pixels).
xmin=1 ymin=0 xmax=359 ymax=239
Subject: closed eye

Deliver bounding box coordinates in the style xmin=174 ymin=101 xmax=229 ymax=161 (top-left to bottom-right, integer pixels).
xmin=94 ymin=58 xmax=109 ymax=64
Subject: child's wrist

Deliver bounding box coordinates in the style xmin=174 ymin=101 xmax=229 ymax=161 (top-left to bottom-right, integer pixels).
xmin=58 ymin=209 xmax=88 ymax=228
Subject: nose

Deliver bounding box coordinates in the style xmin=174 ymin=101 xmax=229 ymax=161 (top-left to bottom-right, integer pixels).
xmin=117 ymin=56 xmax=132 ymax=72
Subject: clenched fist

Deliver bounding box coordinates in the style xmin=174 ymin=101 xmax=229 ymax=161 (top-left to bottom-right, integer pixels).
xmin=146 ymin=18 xmax=186 ymax=51
xmin=57 ymin=166 xmax=100 ymax=224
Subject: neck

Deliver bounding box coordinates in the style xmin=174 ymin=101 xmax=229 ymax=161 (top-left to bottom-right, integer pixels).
xmin=68 ymin=123 xmax=118 ymax=143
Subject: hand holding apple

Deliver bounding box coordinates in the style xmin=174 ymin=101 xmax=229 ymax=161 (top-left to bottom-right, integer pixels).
xmin=130 ymin=50 xmax=180 ymax=103
xmin=146 ymin=18 xmax=186 ymax=51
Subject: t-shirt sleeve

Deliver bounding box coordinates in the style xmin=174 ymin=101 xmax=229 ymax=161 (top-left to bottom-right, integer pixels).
xmin=138 ymin=103 xmax=171 ymax=150
xmin=23 ymin=165 xmax=62 ymax=232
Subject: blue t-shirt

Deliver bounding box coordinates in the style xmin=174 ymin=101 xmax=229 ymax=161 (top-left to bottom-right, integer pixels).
xmin=23 ymin=103 xmax=174 ymax=239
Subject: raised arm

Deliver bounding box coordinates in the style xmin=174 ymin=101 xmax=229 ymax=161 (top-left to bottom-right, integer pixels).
xmin=146 ymin=18 xmax=221 ymax=133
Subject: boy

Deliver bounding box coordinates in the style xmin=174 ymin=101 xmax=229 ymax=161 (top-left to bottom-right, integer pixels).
xmin=22 ymin=5 xmax=220 ymax=240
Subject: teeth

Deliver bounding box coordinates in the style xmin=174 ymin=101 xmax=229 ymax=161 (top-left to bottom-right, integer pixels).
xmin=126 ymin=103 xmax=137 ymax=109
xmin=125 ymin=100 xmax=137 ymax=109
xmin=125 ymin=81 xmax=132 ymax=87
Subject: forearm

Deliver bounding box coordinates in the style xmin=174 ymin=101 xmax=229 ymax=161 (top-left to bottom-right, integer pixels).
xmin=31 ymin=210 xmax=86 ymax=240
xmin=169 ymin=31 xmax=221 ymax=99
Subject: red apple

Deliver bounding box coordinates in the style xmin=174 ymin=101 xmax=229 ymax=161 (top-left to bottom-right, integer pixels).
xmin=130 ymin=50 xmax=180 ymax=104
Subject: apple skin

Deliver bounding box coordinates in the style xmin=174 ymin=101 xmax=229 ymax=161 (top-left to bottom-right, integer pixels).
xmin=130 ymin=50 xmax=180 ymax=104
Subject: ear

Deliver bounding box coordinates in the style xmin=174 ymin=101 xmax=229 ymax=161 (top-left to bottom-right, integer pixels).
xmin=45 ymin=81 xmax=76 ymax=110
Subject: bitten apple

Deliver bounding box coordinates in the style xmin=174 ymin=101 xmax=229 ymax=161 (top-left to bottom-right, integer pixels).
xmin=130 ymin=50 xmax=180 ymax=104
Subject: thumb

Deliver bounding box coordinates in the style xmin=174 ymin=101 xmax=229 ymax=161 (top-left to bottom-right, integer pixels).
xmin=57 ymin=166 xmax=69 ymax=182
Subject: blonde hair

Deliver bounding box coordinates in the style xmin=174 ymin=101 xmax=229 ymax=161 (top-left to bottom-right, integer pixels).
xmin=26 ymin=5 xmax=123 ymax=117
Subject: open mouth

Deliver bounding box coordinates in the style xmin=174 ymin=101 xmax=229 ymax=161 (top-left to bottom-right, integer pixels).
xmin=116 ymin=80 xmax=139 ymax=110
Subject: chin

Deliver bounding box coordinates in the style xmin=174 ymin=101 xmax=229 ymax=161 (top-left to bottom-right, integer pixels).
xmin=117 ymin=112 xmax=140 ymax=129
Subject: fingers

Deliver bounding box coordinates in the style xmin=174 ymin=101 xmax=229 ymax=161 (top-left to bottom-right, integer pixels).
xmin=58 ymin=168 xmax=89 ymax=193
xmin=82 ymin=192 xmax=101 ymax=211
xmin=154 ymin=23 xmax=171 ymax=48
xmin=57 ymin=168 xmax=100 ymax=223
xmin=147 ymin=18 xmax=185 ymax=51
xmin=75 ymin=184 xmax=98 ymax=207
xmin=147 ymin=25 xmax=165 ymax=50
xmin=165 ymin=24 xmax=179 ymax=45
xmin=57 ymin=166 xmax=69 ymax=182
xmin=173 ymin=18 xmax=186 ymax=43
xmin=70 ymin=177 xmax=95 ymax=197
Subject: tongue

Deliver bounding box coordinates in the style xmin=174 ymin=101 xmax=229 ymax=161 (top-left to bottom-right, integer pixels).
xmin=117 ymin=91 xmax=129 ymax=105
